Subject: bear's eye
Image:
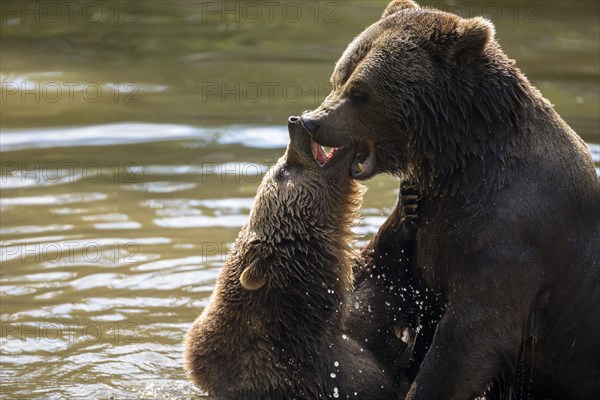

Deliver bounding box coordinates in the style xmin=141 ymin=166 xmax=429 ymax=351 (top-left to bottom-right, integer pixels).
xmin=347 ymin=86 xmax=368 ymax=103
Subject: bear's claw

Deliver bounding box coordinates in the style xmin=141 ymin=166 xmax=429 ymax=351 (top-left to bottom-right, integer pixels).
xmin=399 ymin=183 xmax=420 ymax=238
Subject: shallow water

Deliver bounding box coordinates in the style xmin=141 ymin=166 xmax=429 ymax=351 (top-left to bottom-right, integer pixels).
xmin=1 ymin=1 xmax=599 ymax=399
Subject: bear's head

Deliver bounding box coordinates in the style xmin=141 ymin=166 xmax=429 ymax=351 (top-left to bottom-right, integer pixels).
xmin=247 ymin=117 xmax=360 ymax=235
xmin=300 ymin=0 xmax=519 ymax=183
xmin=235 ymin=118 xmax=362 ymax=291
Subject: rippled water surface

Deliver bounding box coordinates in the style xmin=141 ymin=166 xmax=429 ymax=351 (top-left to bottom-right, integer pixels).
xmin=1 ymin=1 xmax=599 ymax=399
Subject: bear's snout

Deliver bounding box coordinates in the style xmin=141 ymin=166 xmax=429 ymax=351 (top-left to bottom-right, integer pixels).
xmin=299 ymin=114 xmax=320 ymax=135
xmin=288 ymin=116 xmax=307 ymax=138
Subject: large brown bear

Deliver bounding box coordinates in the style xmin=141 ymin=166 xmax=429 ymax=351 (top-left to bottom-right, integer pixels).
xmin=184 ymin=119 xmax=402 ymax=399
xmin=300 ymin=1 xmax=600 ymax=399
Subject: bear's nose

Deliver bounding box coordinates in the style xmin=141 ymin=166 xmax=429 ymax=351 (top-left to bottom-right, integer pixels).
xmin=288 ymin=116 xmax=300 ymax=124
xmin=300 ymin=115 xmax=319 ymax=134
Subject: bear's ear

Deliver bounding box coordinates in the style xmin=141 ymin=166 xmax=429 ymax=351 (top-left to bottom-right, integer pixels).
xmin=381 ymin=0 xmax=419 ymax=19
xmin=240 ymin=261 xmax=267 ymax=291
xmin=454 ymin=17 xmax=495 ymax=56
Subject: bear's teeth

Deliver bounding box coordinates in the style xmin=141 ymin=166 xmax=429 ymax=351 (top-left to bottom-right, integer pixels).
xmin=311 ymin=141 xmax=329 ymax=166
xmin=312 ymin=142 xmax=320 ymax=162
xmin=322 ymin=146 xmax=339 ymax=160
xmin=311 ymin=141 xmax=340 ymax=166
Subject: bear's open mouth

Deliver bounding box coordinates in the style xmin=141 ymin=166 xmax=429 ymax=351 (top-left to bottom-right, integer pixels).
xmin=311 ymin=140 xmax=342 ymax=167
xmin=310 ymin=139 xmax=375 ymax=177
xmin=352 ymin=141 xmax=375 ymax=179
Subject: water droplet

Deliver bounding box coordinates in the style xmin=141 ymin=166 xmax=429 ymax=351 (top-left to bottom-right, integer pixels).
xmin=334 ymin=361 xmax=339 ymax=367
xmin=330 ymin=373 xmax=337 ymax=378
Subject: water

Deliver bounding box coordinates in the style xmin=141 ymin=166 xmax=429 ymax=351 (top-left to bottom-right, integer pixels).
xmin=1 ymin=1 xmax=598 ymax=399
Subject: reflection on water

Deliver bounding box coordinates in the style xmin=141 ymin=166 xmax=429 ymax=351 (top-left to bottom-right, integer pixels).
xmin=1 ymin=0 xmax=599 ymax=399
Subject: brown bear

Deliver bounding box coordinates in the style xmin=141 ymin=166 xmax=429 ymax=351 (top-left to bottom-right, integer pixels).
xmin=299 ymin=1 xmax=600 ymax=399
xmin=184 ymin=118 xmax=401 ymax=399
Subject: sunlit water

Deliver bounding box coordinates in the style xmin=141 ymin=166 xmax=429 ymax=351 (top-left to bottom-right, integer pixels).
xmin=1 ymin=1 xmax=599 ymax=399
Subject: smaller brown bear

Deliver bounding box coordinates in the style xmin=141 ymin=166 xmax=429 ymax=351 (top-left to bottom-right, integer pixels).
xmin=184 ymin=118 xmax=400 ymax=399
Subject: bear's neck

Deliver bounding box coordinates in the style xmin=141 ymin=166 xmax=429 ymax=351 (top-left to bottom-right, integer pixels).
xmin=235 ymin=192 xmax=359 ymax=339
xmin=233 ymin=234 xmax=352 ymax=347
xmin=407 ymin=51 xmax=567 ymax=199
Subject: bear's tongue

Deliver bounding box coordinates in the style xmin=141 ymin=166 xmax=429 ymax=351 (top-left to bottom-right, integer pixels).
xmin=311 ymin=141 xmax=339 ymax=166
